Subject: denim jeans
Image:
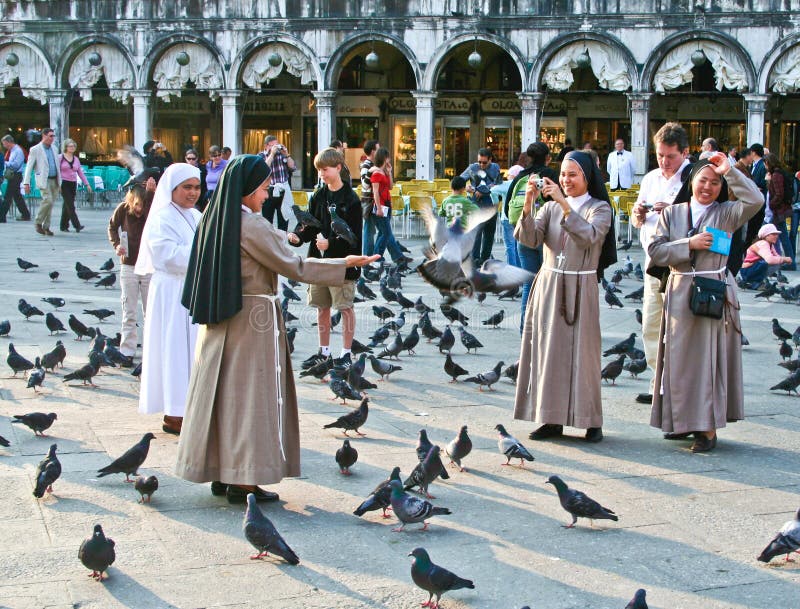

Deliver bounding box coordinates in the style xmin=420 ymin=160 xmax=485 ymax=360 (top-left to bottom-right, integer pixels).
xmin=517 ymin=242 xmax=543 ymax=333
xmin=373 ymin=214 xmax=403 ymax=261
xmin=500 ymin=217 xmax=520 ymax=267
xmin=362 ymin=214 xmax=376 ymax=256
xmin=739 ymin=259 xmax=771 ymax=287
xmin=774 ymin=218 xmax=793 ymax=263
xmin=471 ymin=213 xmax=498 ymax=265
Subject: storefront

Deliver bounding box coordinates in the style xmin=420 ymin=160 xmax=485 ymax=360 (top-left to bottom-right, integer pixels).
xmin=69 ymin=84 xmax=133 ymax=162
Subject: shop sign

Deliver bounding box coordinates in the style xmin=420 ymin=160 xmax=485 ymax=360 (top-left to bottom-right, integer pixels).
xmin=75 ymin=98 xmax=127 ymax=111
xmin=155 ymin=98 xmax=209 ymax=112
xmin=337 ymin=95 xmax=381 ymax=116
xmin=481 ymin=98 xmax=521 ymax=113
xmin=389 ymin=97 xmax=415 ymax=112
xmin=243 ymin=99 xmax=290 ymax=114
xmin=576 ymin=97 xmax=627 ymax=115
xmin=436 ymin=97 xmax=470 ymax=112
xmin=543 ymin=98 xmax=567 ymax=113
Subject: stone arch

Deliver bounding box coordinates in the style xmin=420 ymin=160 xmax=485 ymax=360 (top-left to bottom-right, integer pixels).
xmin=530 ymin=32 xmax=637 ymax=92
xmin=759 ymin=33 xmax=800 ymax=95
xmin=231 ymin=34 xmax=322 ymax=90
xmin=422 ymin=33 xmax=526 ymax=92
xmin=0 ymin=36 xmax=55 ymax=102
xmin=139 ymin=33 xmax=227 ymax=91
xmin=642 ymin=30 xmax=756 ymax=93
xmin=325 ymin=31 xmax=421 ymax=91
xmin=56 ymin=35 xmax=137 ymax=102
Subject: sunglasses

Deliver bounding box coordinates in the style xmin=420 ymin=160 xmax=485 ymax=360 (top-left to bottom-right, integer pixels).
xmin=185 ymin=156 xmax=197 ymax=161
xmin=210 ymin=153 xmax=220 ymax=157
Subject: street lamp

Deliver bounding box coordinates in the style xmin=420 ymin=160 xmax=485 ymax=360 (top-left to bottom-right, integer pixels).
xmin=176 ymin=51 xmax=190 ymax=67
xmin=87 ymin=51 xmax=102 ymax=67
xmin=6 ymin=52 xmax=19 ymax=67
xmin=268 ymin=52 xmax=282 ymax=67
xmin=691 ymin=48 xmax=707 ymax=67
xmin=575 ymin=48 xmax=591 ymax=69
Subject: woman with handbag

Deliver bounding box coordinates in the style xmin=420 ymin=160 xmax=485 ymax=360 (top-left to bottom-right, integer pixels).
xmin=58 ymin=139 xmax=92 ymax=232
xmin=648 ymin=153 xmax=763 ymax=452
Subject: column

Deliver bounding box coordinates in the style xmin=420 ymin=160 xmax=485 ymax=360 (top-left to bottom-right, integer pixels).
xmin=220 ymin=90 xmax=242 ymax=156
xmin=131 ymin=90 xmax=152 ymax=153
xmin=518 ymin=92 xmax=543 ymax=147
xmin=743 ymin=94 xmax=769 ymax=146
xmin=313 ymin=91 xmax=337 ymax=153
xmin=627 ymin=92 xmax=651 ymax=184
xmin=46 ymin=90 xmax=68 ymax=144
xmin=412 ymin=90 xmax=437 ymax=181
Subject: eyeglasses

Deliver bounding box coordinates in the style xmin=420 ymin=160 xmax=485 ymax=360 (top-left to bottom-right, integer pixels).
xmin=185 ymin=156 xmax=197 ymax=161
xmin=478 ymin=160 xmax=489 ymax=165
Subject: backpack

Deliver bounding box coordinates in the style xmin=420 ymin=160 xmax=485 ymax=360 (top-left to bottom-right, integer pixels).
xmin=508 ymin=177 xmax=544 ymax=226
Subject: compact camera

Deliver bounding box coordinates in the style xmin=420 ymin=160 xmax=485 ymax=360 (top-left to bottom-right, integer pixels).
xmin=529 ymin=174 xmax=545 ymax=190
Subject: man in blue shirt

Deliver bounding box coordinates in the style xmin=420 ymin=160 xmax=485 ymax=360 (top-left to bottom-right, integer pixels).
xmin=461 ymin=147 xmax=502 ymax=265
xmin=23 ymin=128 xmax=61 ymax=235
xmin=0 ymin=134 xmax=31 ymax=222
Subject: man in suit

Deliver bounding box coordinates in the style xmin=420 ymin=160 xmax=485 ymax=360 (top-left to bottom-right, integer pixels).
xmin=744 ymin=142 xmax=767 ymax=247
xmin=23 ymin=128 xmax=61 ymax=236
xmin=606 ymin=138 xmax=636 ymax=190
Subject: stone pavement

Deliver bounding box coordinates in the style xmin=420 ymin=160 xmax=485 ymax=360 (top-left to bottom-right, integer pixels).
xmin=0 ymin=209 xmax=799 ymax=609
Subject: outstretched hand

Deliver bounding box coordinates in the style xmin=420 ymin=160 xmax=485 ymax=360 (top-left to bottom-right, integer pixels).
xmin=345 ymin=254 xmax=381 ymax=268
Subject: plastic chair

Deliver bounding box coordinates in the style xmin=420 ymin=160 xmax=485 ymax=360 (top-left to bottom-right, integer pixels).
xmin=407 ymin=194 xmax=434 ymax=237
xmin=433 ymin=191 xmax=449 ymax=206
xmin=390 ymin=195 xmax=407 ymax=238
xmin=292 ymin=190 xmax=309 ymax=210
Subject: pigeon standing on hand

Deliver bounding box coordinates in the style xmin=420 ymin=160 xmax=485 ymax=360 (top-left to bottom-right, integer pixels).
xmin=353 ymin=466 xmax=402 ymax=519
xmin=134 ymin=475 xmax=159 ymax=503
xmin=389 ymin=480 xmax=451 ymax=532
xmin=323 ymin=398 xmax=369 ymax=436
xmin=78 ymin=524 xmax=116 ymax=581
xmin=495 ymin=424 xmax=535 ymax=467
xmin=445 ymin=425 xmax=472 ymax=472
xmin=409 ymin=547 xmax=474 ymax=609
xmin=96 ymin=433 xmax=156 ymax=482
xmin=12 ymin=412 xmax=57 ymax=436
xmin=243 ymin=493 xmax=299 ymax=564
xmin=32 ymin=443 xmax=61 ymax=498
xmin=545 ymin=474 xmax=619 ymax=528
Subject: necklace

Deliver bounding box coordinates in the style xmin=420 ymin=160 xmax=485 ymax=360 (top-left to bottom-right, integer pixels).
xmin=170 ymin=203 xmax=197 ymax=231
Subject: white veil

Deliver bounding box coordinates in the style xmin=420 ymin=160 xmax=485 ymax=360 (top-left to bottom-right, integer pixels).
xmin=134 ymin=163 xmax=201 ymax=276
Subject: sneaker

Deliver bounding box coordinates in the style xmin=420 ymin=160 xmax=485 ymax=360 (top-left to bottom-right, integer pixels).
xmin=301 ymin=350 xmax=326 ymax=370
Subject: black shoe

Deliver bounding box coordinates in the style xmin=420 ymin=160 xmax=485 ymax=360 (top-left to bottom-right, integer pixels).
xmin=44 ymin=229 xmax=54 ymax=236
xmin=529 ymin=424 xmax=563 ymax=440
xmin=585 ymin=427 xmax=603 ymax=443
xmin=690 ymin=434 xmax=716 ymax=453
xmin=60 ymin=228 xmax=70 ymax=232
xmin=226 ymin=485 xmax=280 ymax=504
xmin=18 ymin=216 xmax=31 ymax=221
xmin=211 ymin=481 xmax=228 ymax=496
xmin=635 ymin=393 xmax=653 ymax=404
xmin=161 ymin=424 xmax=181 ymax=436
xmin=76 ymin=225 xmax=85 ymax=233
xmin=663 ymin=431 xmax=695 ymax=440
xmin=398 ymin=243 xmax=411 ymax=253
xmin=301 ymin=350 xmax=326 ymax=370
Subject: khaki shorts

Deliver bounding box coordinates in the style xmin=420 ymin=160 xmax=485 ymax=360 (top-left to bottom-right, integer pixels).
xmin=307 ymin=280 xmax=355 ymax=310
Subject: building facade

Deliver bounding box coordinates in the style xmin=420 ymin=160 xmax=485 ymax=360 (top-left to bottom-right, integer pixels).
xmin=1 ymin=0 xmax=799 ymax=187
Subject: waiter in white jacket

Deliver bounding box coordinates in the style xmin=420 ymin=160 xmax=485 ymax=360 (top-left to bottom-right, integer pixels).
xmin=606 ymin=138 xmax=636 ymax=190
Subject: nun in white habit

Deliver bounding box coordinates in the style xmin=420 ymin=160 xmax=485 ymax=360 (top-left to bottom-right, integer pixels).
xmin=135 ymin=163 xmax=202 ymax=434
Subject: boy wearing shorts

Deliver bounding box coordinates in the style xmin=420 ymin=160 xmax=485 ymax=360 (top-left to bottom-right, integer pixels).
xmin=288 ymin=148 xmax=362 ymax=359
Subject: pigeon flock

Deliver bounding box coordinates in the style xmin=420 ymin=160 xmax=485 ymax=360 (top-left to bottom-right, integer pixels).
xmin=1 ymin=222 xmax=798 ymax=608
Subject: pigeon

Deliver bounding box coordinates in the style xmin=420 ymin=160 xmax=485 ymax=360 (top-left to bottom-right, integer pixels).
xmin=63 ymin=352 xmax=103 ymax=387
xmin=382 ymin=311 xmax=406 ymax=332
xmin=0 ymin=319 xmax=9 ymax=336
xmin=476 ymin=291 xmax=487 ymax=303
xmin=635 ymin=308 xmax=643 ymax=325
xmin=12 ymin=412 xmax=57 ymax=436
xmin=291 ymin=203 xmax=322 ymax=232
xmin=443 ymin=354 xmax=469 ymax=382
xmin=438 ymin=325 xmax=455 ymax=353
xmin=404 ymin=445 xmax=450 ymax=499
xmin=7 ymin=343 xmax=34 ymax=376
xmin=77 ymin=268 xmax=101 ymax=281
xmin=330 ymin=207 xmax=357 ymax=247
xmin=624 ymin=286 xmax=644 ymax=302
xmin=328 ymin=375 xmax=362 ymax=404
xmin=625 ymin=588 xmax=649 ymax=609
xmin=401 ymin=324 xmax=420 ymax=355
xmin=368 ymin=355 xmax=401 ymax=380
xmin=497 ymin=286 xmax=520 ymax=300
xmin=104 ymin=343 xmax=133 ymax=367
xmin=395 ymin=291 xmax=415 ymax=310
xmin=323 ymin=397 xmax=369 ymax=436
xmin=282 ymin=282 xmax=301 ymax=302
xmin=545 ymin=474 xmax=619 ymax=528
xmin=0 ymin=435 xmax=9 ymax=447
xmin=68 ymin=315 xmax=96 ymax=341
xmin=356 ymin=277 xmax=377 ymax=300
xmin=349 ymin=338 xmax=373 ymax=355
xmin=389 ymin=480 xmax=451 ymax=532
xmin=464 ymin=361 xmax=504 ymax=391
xmin=445 ymin=425 xmax=472 ymax=472
xmin=468 ymin=259 xmax=535 ymax=296
xmin=458 ymin=327 xmax=483 ymax=354
xmin=602 ymin=277 xmax=621 ymax=293
xmin=416 ymin=429 xmax=434 ymax=462
xmin=780 ymin=340 xmax=794 ymax=361
xmin=281 ymin=298 xmax=298 ymax=323
xmin=380 ymin=282 xmax=398 ymax=303
xmin=346 ymin=353 xmax=368 ymax=388
xmin=757 ymin=507 xmax=800 ymax=563
xmin=417 ymin=207 xmax=496 ymax=291
xmin=482 ymin=310 xmax=505 ymax=328
xmin=419 ymin=314 xmax=444 ymax=342
xmin=133 ymin=475 xmax=159 ymax=503
xmin=769 ymin=369 xmax=800 ymax=395
xmin=779 ymin=358 xmax=800 ymax=372
xmin=79 ymin=524 xmax=116 ymax=581
xmin=601 ymin=354 xmax=626 ymax=384
xmin=335 ymin=439 xmax=358 ymax=475
xmin=414 ymin=296 xmax=434 ymax=314
xmin=409 ymin=547 xmax=474 ymax=609
xmin=754 ymin=282 xmax=778 ymax=300
xmin=503 ymin=361 xmax=519 ymax=383
xmin=773 ymin=318 xmax=792 ymax=341
xmin=623 ymin=357 xmax=647 ymax=378
xmin=49 ymin=271 xmax=59 ymax=281
xmin=41 ymin=297 xmax=65 ymax=309
xmin=603 ymin=333 xmax=636 ymax=357
xmin=95 ymin=274 xmax=116 ymax=289
xmin=32 ymin=443 xmax=61 ymax=498
xmin=18 ymin=299 xmax=43 ymax=320
xmin=17 ymin=257 xmax=38 ymax=271
xmin=372 ymin=305 xmax=394 ymax=321
xmin=300 ymin=355 xmax=333 ymax=380
xmin=494 ymin=424 xmax=535 ymax=467
xmin=353 ymin=466 xmax=402 ymax=519
xmin=83 ymin=309 xmax=115 ymax=322
xmin=131 ymin=362 xmax=142 ymax=378
xmin=617 ymin=239 xmax=633 ymax=251
xmin=26 ymin=357 xmax=45 ymax=392
xmin=243 ymin=493 xmax=300 ymax=565
xmin=45 ymin=312 xmax=66 ymax=335
xmin=440 ymin=304 xmax=469 ymax=325
xmin=100 ymin=257 xmax=115 ymax=271
xmin=96 ymin=432 xmax=156 ymax=482
xmin=605 ymin=288 xmax=624 ymax=308
xmin=377 ymin=332 xmax=403 ymax=360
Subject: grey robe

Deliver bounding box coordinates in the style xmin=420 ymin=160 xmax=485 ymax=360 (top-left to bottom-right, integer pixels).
xmin=513 ymin=197 xmax=612 ymax=429
xmin=648 ymin=168 xmax=763 ymax=434
xmin=175 ymin=212 xmax=346 ymax=485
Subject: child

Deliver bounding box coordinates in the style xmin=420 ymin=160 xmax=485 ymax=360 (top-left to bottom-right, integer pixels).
xmin=439 ymin=175 xmax=479 ymax=228
xmin=288 ymin=148 xmax=362 ymax=360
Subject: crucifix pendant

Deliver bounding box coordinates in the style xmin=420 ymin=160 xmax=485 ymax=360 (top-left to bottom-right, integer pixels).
xmin=556 ymin=252 xmax=566 ymax=267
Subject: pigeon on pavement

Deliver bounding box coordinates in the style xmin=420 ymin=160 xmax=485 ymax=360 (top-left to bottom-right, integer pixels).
xmin=49 ymin=271 xmax=59 ymax=281
xmin=773 ymin=318 xmax=792 ymax=341
xmin=414 ymin=296 xmax=433 ymax=314
xmin=445 ymin=425 xmax=472 ymax=472
xmin=63 ymin=352 xmax=103 ymax=387
xmin=97 ymin=432 xmax=156 ymax=482
xmin=83 ymin=309 xmax=115 ymax=322
xmin=68 ymin=315 xmax=96 ymax=341
xmin=416 ymin=429 xmax=433 ymax=462
xmin=482 ymin=310 xmax=505 ymax=328
xmin=605 ymin=288 xmax=624 ymax=308
xmin=45 ymin=312 xmax=66 ymax=335
xmin=625 ymin=588 xmax=648 ymax=609
xmin=12 ymin=412 xmax=57 ymax=436
xmin=438 ymin=325 xmax=455 ymax=354
xmin=623 ymin=357 xmax=647 ymax=378
xmin=356 ymin=277 xmax=377 ymax=300
xmin=32 ymin=443 xmax=61 ymax=498
xmin=335 ymin=439 xmax=358 ymax=475
xmin=495 ymin=424 xmax=535 ymax=467
xmin=443 ymin=354 xmax=469 ymax=382
xmin=464 ymin=361 xmax=504 ymax=391
xmin=377 ymin=332 xmax=403 ymax=360
xmin=77 ymin=268 xmax=101 ymax=281
xmin=0 ymin=435 xmax=9 ymax=447
xmin=770 ymin=369 xmax=800 ymax=395
xmin=603 ymin=333 xmax=636 ymax=357
xmin=7 ymin=343 xmax=35 ymax=376
xmin=323 ymin=398 xmax=369 ymax=436
xmin=79 ymin=524 xmax=116 ymax=581
xmin=18 ymin=299 xmax=43 ymax=320
xmin=757 ymin=507 xmax=800 ymax=563
xmin=26 ymin=357 xmax=45 ymax=392
xmin=601 ymin=354 xmax=626 ymax=384
xmin=353 ymin=466 xmax=402 ymax=519
xmin=503 ymin=361 xmax=519 ymax=384
xmin=41 ymin=297 xmax=65 ymax=309
xmin=95 ymin=274 xmax=116 ymax=289
xmin=368 ymin=355 xmax=401 ymax=380
xmin=389 ymin=480 xmax=451 ymax=532
xmin=404 ymin=445 xmax=450 ymax=499
xmin=0 ymin=319 xmax=9 ymax=336
xmin=18 ymin=257 xmax=38 ymax=271
xmin=440 ymin=304 xmax=469 ymax=325
xmin=401 ymin=324 xmax=420 ymax=355
xmin=328 ymin=374 xmax=363 ymax=404
xmin=244 ymin=493 xmax=299 ymax=564
xmin=545 ymin=474 xmax=619 ymax=528
xmin=409 ymin=547 xmax=474 ymax=609
xmin=134 ymin=475 xmax=159 ymax=504
xmin=458 ymin=326 xmax=483 ymax=354
xmin=100 ymin=258 xmax=115 ymax=271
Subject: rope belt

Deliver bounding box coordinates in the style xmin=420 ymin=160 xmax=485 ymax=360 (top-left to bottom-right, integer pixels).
xmin=671 ymin=266 xmax=727 ymax=276
xmin=541 ymin=266 xmax=597 ymax=275
xmin=243 ymin=293 xmax=286 ymax=461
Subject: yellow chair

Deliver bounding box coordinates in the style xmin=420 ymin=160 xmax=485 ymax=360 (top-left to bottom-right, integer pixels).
xmin=407 ymin=194 xmax=434 ymax=236
xmin=433 ymin=191 xmax=449 ymax=206
xmin=433 ymin=179 xmax=450 ymax=190
xmin=292 ymin=190 xmax=309 ymax=210
xmin=390 ymin=194 xmax=407 ymax=237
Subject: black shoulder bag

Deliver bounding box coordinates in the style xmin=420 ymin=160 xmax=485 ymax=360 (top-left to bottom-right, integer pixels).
xmin=687 ymin=205 xmax=726 ymax=320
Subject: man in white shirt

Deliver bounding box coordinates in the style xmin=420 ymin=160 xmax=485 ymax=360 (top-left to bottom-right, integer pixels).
xmin=631 ymin=122 xmax=690 ymax=405
xmin=606 ymin=138 xmax=636 ymax=190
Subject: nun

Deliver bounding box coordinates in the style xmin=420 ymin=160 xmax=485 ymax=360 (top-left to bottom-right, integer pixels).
xmin=176 ymin=155 xmax=377 ymax=504
xmin=135 ymin=163 xmax=202 ymax=435
xmin=648 ymin=153 xmax=762 ymax=452
xmin=513 ymin=150 xmax=614 ymax=443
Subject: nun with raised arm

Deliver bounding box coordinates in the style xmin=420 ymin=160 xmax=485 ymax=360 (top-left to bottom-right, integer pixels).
xmin=513 ymin=150 xmax=615 ymax=444
xmin=175 ymin=155 xmax=378 ymax=504
xmin=135 ymin=163 xmax=202 ymax=435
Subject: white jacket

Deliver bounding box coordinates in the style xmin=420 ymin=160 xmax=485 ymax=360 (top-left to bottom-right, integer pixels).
xmin=606 ymin=149 xmax=635 ymax=189
xmin=23 ymin=142 xmax=62 ymax=190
